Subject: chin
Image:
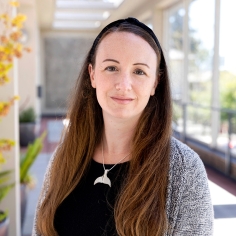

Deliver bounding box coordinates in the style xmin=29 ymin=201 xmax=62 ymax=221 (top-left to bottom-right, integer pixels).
xmin=104 ymin=109 xmax=142 ymax=121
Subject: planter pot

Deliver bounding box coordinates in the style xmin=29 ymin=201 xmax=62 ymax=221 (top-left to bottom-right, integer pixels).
xmin=20 ymin=122 xmax=36 ymax=147
xmin=0 ymin=215 xmax=9 ymax=236
xmin=20 ymin=184 xmax=29 ymax=229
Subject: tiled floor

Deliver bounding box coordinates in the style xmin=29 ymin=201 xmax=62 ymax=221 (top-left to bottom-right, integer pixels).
xmin=22 ymin=118 xmax=236 ymax=236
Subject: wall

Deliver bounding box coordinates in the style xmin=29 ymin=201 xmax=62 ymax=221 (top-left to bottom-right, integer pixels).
xmin=18 ymin=1 xmax=40 ymax=118
xmin=41 ymin=34 xmax=95 ymax=115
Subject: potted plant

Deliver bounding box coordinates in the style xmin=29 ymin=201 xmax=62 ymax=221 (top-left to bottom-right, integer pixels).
xmin=20 ymin=131 xmax=46 ymax=228
xmin=0 ymin=141 xmax=15 ymax=236
xmin=19 ymin=107 xmax=36 ymax=147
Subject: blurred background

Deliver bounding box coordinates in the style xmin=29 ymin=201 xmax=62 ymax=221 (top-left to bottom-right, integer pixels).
xmin=0 ymin=0 xmax=236 ymax=235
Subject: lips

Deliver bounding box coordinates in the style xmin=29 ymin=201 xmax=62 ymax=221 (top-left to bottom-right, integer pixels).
xmin=111 ymin=96 xmax=134 ymax=104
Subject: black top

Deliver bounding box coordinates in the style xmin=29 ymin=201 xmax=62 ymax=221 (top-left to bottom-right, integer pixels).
xmin=54 ymin=159 xmax=129 ymax=236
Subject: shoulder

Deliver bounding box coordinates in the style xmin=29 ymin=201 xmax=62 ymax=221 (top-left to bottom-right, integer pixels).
xmin=168 ymin=137 xmax=209 ymax=200
xmin=168 ymin=137 xmax=208 ymax=197
xmin=166 ymin=137 xmax=208 ymax=216
xmin=169 ymin=137 xmax=205 ymax=174
xmin=166 ymin=138 xmax=211 ymax=215
xmin=166 ymin=138 xmax=213 ymax=235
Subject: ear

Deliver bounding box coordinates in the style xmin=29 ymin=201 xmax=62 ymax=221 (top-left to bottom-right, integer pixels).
xmin=150 ymin=78 xmax=158 ymax=96
xmin=88 ymin=64 xmax=96 ymax=88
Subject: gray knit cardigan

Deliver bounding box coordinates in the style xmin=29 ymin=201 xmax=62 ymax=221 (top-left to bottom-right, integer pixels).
xmin=33 ymin=137 xmax=214 ymax=235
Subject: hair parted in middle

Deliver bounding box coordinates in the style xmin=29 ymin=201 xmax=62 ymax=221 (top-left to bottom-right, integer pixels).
xmin=37 ymin=20 xmax=172 ymax=236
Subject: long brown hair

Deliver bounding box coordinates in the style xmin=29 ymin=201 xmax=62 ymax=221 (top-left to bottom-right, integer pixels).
xmin=37 ymin=20 xmax=172 ymax=236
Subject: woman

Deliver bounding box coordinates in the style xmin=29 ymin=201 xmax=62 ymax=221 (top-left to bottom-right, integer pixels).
xmin=33 ymin=18 xmax=213 ymax=236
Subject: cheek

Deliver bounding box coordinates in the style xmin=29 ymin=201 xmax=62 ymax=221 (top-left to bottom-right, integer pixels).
xmin=95 ymin=89 xmax=103 ymax=108
xmin=95 ymin=80 xmax=108 ymax=100
xmin=95 ymin=78 xmax=106 ymax=91
xmin=95 ymin=72 xmax=114 ymax=91
xmin=137 ymin=80 xmax=156 ymax=97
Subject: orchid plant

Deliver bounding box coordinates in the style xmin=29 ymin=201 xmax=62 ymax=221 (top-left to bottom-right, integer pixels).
xmin=0 ymin=0 xmax=30 ymax=222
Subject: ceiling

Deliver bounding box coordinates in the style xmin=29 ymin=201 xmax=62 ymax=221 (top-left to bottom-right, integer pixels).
xmin=35 ymin=0 xmax=179 ymax=32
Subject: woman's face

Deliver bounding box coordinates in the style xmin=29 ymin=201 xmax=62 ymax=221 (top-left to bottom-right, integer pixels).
xmin=89 ymin=31 xmax=158 ymax=121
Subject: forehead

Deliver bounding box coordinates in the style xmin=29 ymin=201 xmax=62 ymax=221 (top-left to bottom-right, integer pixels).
xmin=95 ymin=32 xmax=157 ymax=63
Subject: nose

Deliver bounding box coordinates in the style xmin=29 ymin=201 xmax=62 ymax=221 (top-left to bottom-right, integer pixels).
xmin=115 ymin=72 xmax=132 ymax=91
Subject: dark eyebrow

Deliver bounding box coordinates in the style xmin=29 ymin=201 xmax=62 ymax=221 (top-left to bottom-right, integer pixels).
xmin=102 ymin=59 xmax=120 ymax=63
xmin=133 ymin=63 xmax=150 ymax=68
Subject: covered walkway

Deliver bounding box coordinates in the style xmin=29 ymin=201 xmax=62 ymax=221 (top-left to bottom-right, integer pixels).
xmin=22 ymin=118 xmax=236 ymax=236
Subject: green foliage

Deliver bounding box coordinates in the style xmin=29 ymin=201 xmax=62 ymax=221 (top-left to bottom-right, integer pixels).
xmin=20 ymin=131 xmax=46 ymax=184
xmin=0 ymin=183 xmax=14 ymax=203
xmin=19 ymin=107 xmax=36 ymax=123
xmin=219 ymin=71 xmax=236 ymax=121
xmin=169 ymin=10 xmax=183 ymax=51
xmin=190 ymin=80 xmax=211 ymax=105
xmin=0 ymin=211 xmax=8 ymax=223
xmin=0 ymin=170 xmax=14 ymax=222
xmin=220 ymin=71 xmax=236 ymax=109
xmin=0 ymin=170 xmax=12 ymax=185
xmin=188 ymin=106 xmax=211 ymax=126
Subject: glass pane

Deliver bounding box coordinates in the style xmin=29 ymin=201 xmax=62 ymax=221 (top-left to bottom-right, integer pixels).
xmin=173 ymin=102 xmax=183 ymax=133
xmin=186 ymin=106 xmax=212 ymax=144
xmin=188 ymin=0 xmax=215 ymax=105
xmin=217 ymin=111 xmax=228 ymax=152
xmin=168 ymin=5 xmax=184 ymax=100
xmin=231 ymin=115 xmax=236 ymax=158
xmin=219 ymin=0 xmax=236 ymax=111
xmin=219 ymin=0 xmax=236 ymax=159
xmin=217 ymin=113 xmax=236 ymax=159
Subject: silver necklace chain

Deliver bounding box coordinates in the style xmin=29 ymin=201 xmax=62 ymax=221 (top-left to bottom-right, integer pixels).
xmin=102 ymin=143 xmax=130 ymax=173
xmin=94 ymin=141 xmax=130 ymax=187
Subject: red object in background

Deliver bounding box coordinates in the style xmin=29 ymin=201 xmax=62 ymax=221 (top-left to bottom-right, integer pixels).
xmin=229 ymin=141 xmax=235 ymax=149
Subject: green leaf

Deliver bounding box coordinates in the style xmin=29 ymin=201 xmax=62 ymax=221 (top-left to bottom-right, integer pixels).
xmin=0 ymin=183 xmax=14 ymax=202
xmin=19 ymin=107 xmax=36 ymax=123
xmin=20 ymin=131 xmax=46 ymax=183
xmin=0 ymin=211 xmax=8 ymax=223
xmin=0 ymin=170 xmax=12 ymax=185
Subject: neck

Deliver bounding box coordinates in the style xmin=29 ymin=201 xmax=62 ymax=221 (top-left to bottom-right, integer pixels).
xmin=94 ymin=114 xmax=139 ymax=164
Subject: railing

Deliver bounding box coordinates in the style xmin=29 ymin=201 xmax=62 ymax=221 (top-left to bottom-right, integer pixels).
xmin=172 ymin=99 xmax=236 ymax=176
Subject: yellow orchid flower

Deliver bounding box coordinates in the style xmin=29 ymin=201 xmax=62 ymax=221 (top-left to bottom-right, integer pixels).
xmin=13 ymin=95 xmax=20 ymax=100
xmin=10 ymin=1 xmax=20 ymax=7
xmin=0 ymin=14 xmax=10 ymax=22
xmin=11 ymin=14 xmax=27 ymax=29
xmin=0 ymin=75 xmax=11 ymax=85
xmin=0 ymin=153 xmax=6 ymax=164
xmin=0 ymin=1 xmax=29 ymax=165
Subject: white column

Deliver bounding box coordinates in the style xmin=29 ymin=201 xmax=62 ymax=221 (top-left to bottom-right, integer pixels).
xmin=17 ymin=1 xmax=42 ymax=145
xmin=0 ymin=56 xmax=21 ymax=236
xmin=211 ymin=0 xmax=220 ymax=148
xmin=182 ymin=0 xmax=190 ymax=104
xmin=18 ymin=2 xmax=40 ymax=118
xmin=180 ymin=0 xmax=190 ymax=141
xmin=0 ymin=1 xmax=20 ymax=235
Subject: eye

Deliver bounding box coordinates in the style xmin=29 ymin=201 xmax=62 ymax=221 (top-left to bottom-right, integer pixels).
xmin=134 ymin=69 xmax=146 ymax=75
xmin=105 ymin=66 xmax=117 ymax=71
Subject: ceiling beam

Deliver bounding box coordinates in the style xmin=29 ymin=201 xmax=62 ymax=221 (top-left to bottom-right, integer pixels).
xmin=36 ymin=0 xmax=182 ymax=31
